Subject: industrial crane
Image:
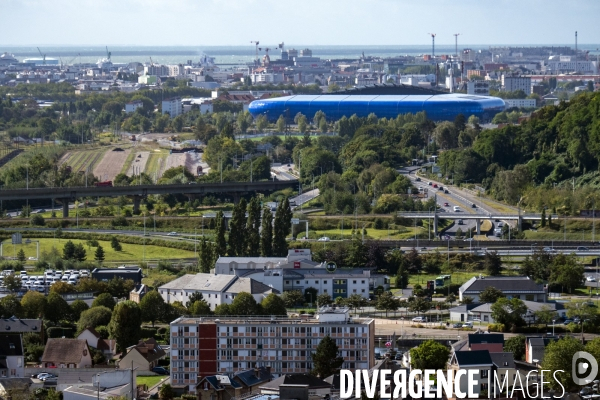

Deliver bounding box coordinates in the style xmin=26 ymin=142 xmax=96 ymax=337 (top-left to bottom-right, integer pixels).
xmin=427 ymin=33 xmax=437 ymax=58
xmin=453 ymin=33 xmax=461 ymax=57
xmin=278 ymin=42 xmax=285 ymax=52
xmin=105 ymin=46 xmax=112 ymax=61
xmin=250 ymin=41 xmax=260 ymax=62
xmin=37 ymin=47 xmax=46 ymax=65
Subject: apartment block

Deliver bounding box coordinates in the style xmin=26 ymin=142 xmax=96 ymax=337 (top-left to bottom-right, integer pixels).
xmin=168 ymin=307 xmax=375 ymax=392
xmin=501 ymin=76 xmax=531 ymax=95
xmin=162 ymin=97 xmax=182 ymax=118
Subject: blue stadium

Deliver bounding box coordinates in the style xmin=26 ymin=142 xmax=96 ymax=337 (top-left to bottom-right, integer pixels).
xmin=249 ymin=94 xmax=505 ymax=122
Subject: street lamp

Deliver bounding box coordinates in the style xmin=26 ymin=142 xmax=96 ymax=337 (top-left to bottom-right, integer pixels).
xmin=552 ymin=319 xmax=556 ymax=336
xmin=428 ymin=207 xmax=435 ymax=240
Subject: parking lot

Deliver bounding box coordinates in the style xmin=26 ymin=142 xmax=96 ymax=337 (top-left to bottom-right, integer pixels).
xmin=0 ymin=269 xmax=89 ymax=294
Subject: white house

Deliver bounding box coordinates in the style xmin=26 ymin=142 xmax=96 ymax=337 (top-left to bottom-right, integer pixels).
xmin=158 ymin=274 xmax=278 ymax=310
xmin=0 ymin=335 xmax=24 ymax=378
xmin=469 ymin=300 xmax=566 ymax=324
xmin=125 ymin=100 xmax=143 ymax=113
xmin=77 ymin=328 xmax=117 ymax=358
xmin=448 ymin=350 xmax=494 ymax=398
xmin=504 ymin=99 xmax=536 ymax=108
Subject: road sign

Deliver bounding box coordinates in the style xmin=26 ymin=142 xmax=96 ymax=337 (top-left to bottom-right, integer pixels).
xmin=325 ymin=261 xmax=337 ymax=273
xmin=11 ymin=233 xmax=22 ymax=245
xmin=292 ymin=218 xmax=300 ymax=224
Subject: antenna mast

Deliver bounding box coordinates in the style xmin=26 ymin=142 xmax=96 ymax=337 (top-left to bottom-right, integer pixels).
xmin=453 ymin=33 xmax=461 ymax=58
xmin=428 ymin=33 xmax=437 ymax=58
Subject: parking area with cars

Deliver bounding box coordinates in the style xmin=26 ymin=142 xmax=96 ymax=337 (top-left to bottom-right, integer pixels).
xmin=0 ymin=269 xmax=89 ymax=294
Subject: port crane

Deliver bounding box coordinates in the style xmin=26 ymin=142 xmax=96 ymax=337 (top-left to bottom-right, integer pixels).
xmin=105 ymin=46 xmax=112 ymax=61
xmin=37 ymin=47 xmax=47 ymax=65
xmin=427 ymin=33 xmax=437 ymax=58
xmin=250 ymin=41 xmax=260 ymax=62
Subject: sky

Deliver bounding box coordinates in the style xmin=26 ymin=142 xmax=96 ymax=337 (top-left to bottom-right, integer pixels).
xmin=2 ymin=0 xmax=600 ymax=46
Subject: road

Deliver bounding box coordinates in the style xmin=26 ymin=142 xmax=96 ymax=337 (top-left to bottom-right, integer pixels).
xmin=291 ymin=188 xmax=320 ymax=208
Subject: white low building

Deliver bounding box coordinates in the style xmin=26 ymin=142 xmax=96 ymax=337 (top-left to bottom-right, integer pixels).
xmin=158 ymin=274 xmax=278 ymax=310
xmin=504 ymin=99 xmax=537 ymax=108
xmin=162 ymin=97 xmax=182 ymax=117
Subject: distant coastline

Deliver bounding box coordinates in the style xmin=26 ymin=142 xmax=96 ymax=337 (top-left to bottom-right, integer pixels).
xmin=1 ymin=44 xmax=599 ymax=66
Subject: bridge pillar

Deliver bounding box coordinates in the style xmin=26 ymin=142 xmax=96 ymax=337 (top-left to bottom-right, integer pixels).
xmin=476 ymin=219 xmax=481 ymax=235
xmin=433 ymin=214 xmax=439 ymax=237
xmin=61 ymin=200 xmax=69 ymax=218
xmin=133 ymin=195 xmax=142 ymax=214
xmin=518 ymin=215 xmax=523 ymax=232
xmin=232 ymin=194 xmax=241 ymax=205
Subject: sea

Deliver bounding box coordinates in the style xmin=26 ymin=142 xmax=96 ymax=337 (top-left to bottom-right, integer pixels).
xmin=3 ymin=45 xmax=600 ymax=66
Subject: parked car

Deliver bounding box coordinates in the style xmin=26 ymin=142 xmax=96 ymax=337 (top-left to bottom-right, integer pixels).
xmin=578 ymin=246 xmax=590 ymax=251
xmin=318 ymin=237 xmax=330 ymax=242
xmin=563 ymin=319 xmax=573 ymax=325
xmin=41 ymin=373 xmax=56 ymax=381
xmin=152 ymin=366 xmax=169 ymax=375
xmin=412 ymin=316 xmax=425 ymax=323
xmin=463 ymin=322 xmax=474 ymax=328
xmin=452 ymin=323 xmax=463 ymax=328
xmin=471 ymin=203 xmax=477 ymax=208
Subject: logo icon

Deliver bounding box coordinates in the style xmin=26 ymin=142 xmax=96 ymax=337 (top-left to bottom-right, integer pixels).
xmin=325 ymin=262 xmax=337 ymax=273
xmin=572 ymin=351 xmax=598 ymax=385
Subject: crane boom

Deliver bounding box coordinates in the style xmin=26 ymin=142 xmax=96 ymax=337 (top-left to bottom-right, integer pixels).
xmin=37 ymin=47 xmax=47 ymax=65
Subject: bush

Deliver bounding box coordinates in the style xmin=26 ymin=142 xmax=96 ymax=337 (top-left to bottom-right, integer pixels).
xmin=30 ymin=214 xmax=45 ymax=226
xmin=487 ymin=323 xmax=506 ymax=332
xmin=141 ymin=327 xmax=157 ymax=338
xmin=47 ymin=326 xmax=74 ymax=338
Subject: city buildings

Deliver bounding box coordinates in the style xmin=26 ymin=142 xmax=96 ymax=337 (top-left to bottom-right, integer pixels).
xmin=125 ymin=100 xmax=143 ymax=113
xmin=467 ymin=81 xmax=490 ymax=96
xmin=168 ymin=306 xmax=375 ymax=392
xmin=0 ymin=335 xmax=24 ymax=378
xmin=503 ymin=99 xmax=537 ymax=108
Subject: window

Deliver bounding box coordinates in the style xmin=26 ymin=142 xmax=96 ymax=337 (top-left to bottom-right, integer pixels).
xmin=323 ymin=281 xmax=327 ymax=284
xmin=324 ymin=289 xmax=327 ymax=293
xmin=361 ymin=280 xmax=365 ymax=284
xmin=285 ymin=281 xmax=290 ymax=284
xmin=353 ymin=280 xmax=357 ymax=284
xmin=315 ymin=281 xmax=318 ymax=284
xmin=480 ymin=370 xmax=488 ymax=378
xmin=526 ymin=294 xmax=534 ymax=301
xmin=296 ymin=281 xmax=300 ymax=284
xmin=353 ymin=289 xmax=357 ymax=293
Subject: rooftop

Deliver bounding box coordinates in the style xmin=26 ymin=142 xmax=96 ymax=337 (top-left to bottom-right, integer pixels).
xmin=41 ymin=338 xmax=89 ymax=364
xmin=460 ymin=276 xmax=545 ymax=294
xmin=453 ymin=350 xmax=493 ymax=367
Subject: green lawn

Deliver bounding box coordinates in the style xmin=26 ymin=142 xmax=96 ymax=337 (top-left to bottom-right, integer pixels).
xmin=145 ymin=149 xmax=170 ymax=176
xmin=478 ymin=198 xmax=517 ymax=214
xmin=11 ymin=238 xmax=197 ymax=263
xmin=310 ymin=226 xmax=422 ymax=240
xmin=136 ymin=375 xmax=166 ymax=388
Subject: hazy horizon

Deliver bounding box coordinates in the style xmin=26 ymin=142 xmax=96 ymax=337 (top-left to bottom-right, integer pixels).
xmin=2 ymin=0 xmax=599 ymax=47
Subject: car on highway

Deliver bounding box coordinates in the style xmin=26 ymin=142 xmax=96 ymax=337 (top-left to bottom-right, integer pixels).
xmin=415 ymin=177 xmax=421 ymax=182
xmin=318 ymin=237 xmax=330 ymax=242
xmin=543 ymin=247 xmax=556 ymax=253
xmin=444 ymin=202 xmax=449 ymax=207
xmin=167 ymin=232 xmax=178 ymax=236
xmin=412 ymin=316 xmax=426 ymax=323
xmin=578 ymin=246 xmax=590 ymax=251
xmin=428 ymin=182 xmax=432 ymax=186
xmin=432 ymin=184 xmax=438 ymax=188
xmin=444 ymin=189 xmax=449 ymax=194
xmin=464 ymin=238 xmax=474 ymax=241
xmin=438 ymin=186 xmax=444 ymax=190
xmin=471 ymin=203 xmax=477 ymax=208
xmin=453 ymin=206 xmax=461 ymax=212
xmin=457 ymin=219 xmax=463 ymax=225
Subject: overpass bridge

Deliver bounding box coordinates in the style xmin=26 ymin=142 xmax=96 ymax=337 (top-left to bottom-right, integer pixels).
xmin=397 ymin=211 xmax=557 ymax=235
xmin=0 ymin=180 xmax=298 ymax=217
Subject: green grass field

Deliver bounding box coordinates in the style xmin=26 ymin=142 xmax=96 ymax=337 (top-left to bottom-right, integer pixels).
xmin=478 ymin=198 xmax=517 ymax=214
xmin=309 ymin=226 xmax=422 ymax=240
xmin=136 ymin=375 xmax=166 ymax=388
xmin=145 ymin=149 xmax=169 ymax=177
xmin=10 ymin=238 xmax=197 ymax=263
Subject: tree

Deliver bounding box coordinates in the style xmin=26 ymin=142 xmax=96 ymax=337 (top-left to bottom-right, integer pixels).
xmin=504 ymin=335 xmax=526 ymax=361
xmin=0 ymin=295 xmax=23 ymax=318
xmin=92 ymin=293 xmax=116 ymax=310
xmin=375 ymin=292 xmax=398 ymax=318
xmin=69 ymin=299 xmax=89 ymax=323
xmin=533 ymin=305 xmax=556 ymax=326
xmin=230 ymin=292 xmax=259 ymax=316
xmin=297 ymin=114 xmax=308 ymax=133
xmin=140 ymin=290 xmax=166 ymax=326
xmin=410 ymin=340 xmax=450 ymax=370
xmin=273 ymin=198 xmax=292 ymax=256
xmin=107 ymin=277 xmax=135 ymax=298
xmin=77 ymin=306 xmax=112 ymax=333
xmin=94 ymin=245 xmax=105 ymax=262
xmin=214 ymin=211 xmax=227 ymax=257
xmin=21 ymin=291 xmax=47 ymax=318
xmin=461 ymin=296 xmax=474 ymax=305
xmin=316 ymin=293 xmax=333 ymax=306
xmin=311 ymin=335 xmax=344 ymax=378
xmin=491 ymin=298 xmax=527 ymax=329
xmin=246 ymin=198 xmax=261 ymax=257
xmin=159 ymin=383 xmax=175 ymax=400
xmin=198 ymin=238 xmax=214 ymax=273
xmin=255 ymin=114 xmax=268 ymax=132
xmin=50 ymin=281 xmax=73 ymax=294
xmin=408 ymin=297 xmax=431 ymax=316
xmin=185 ymin=292 xmax=205 ymax=309
xmin=483 ymin=251 xmax=502 ymax=276
xmin=73 ymin=243 xmax=87 ymax=261
xmin=214 ymin=303 xmax=232 ymax=316
xmin=550 ymin=254 xmax=584 ymax=294
xmin=63 ymin=240 xmax=76 ymax=259
xmin=446 ymin=293 xmax=457 ymax=307
xmin=345 ymin=294 xmax=368 ymax=314
xmin=44 ymin=292 xmax=70 ymax=324
xmin=4 ymin=274 xmax=22 ymax=293
xmin=16 ymin=249 xmax=26 ymax=262
xmin=228 ymin=198 xmax=247 ymax=256
xmin=260 ymin=207 xmax=273 ymax=257
xmin=276 ymin=115 xmax=286 ymax=132
xmin=110 ymin=236 xmax=122 ymax=251
xmin=189 ymin=300 xmax=211 ymax=316
xmin=281 ymin=290 xmax=304 ymax=308
xmin=304 ymin=287 xmax=318 ymax=305
xmin=108 ymin=301 xmax=142 ymax=352
xmin=319 ymin=118 xmax=328 ymax=134
xmin=541 ymin=336 xmax=584 ymax=391
xmin=261 ymin=293 xmax=287 ymax=316
xmin=479 ymin=286 xmax=505 ymax=303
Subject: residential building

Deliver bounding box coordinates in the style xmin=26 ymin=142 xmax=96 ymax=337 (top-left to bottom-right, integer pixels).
xmin=467 ymin=334 xmax=504 ymax=353
xmin=448 ymin=303 xmax=481 ymax=322
xmin=91 ymin=267 xmax=142 ymax=284
xmin=501 ymin=76 xmax=531 ymax=95
xmin=470 ymin=300 xmax=565 ymax=324
xmin=545 ymin=56 xmax=598 ymax=74
xmin=118 ymin=338 xmax=166 ymax=371
xmin=144 ymin=64 xmax=169 ymax=76
xmin=169 ymin=307 xmax=375 ymax=392
xmin=158 ymin=274 xmax=278 ymax=310
xmin=197 ymin=366 xmax=272 ymax=400
xmin=490 ymin=352 xmax=518 ymax=396
xmin=129 ymin=284 xmax=148 ymax=303
xmin=41 ymin=338 xmax=92 ymax=369
xmin=458 ymin=276 xmax=546 ymax=303
xmin=448 ymin=350 xmax=493 ymax=397
xmin=0 ymin=335 xmax=24 ymax=378
xmin=125 ymin=101 xmax=143 ymax=113
xmin=0 ymin=317 xmax=42 ymax=333
xmin=504 ymin=99 xmax=537 ymax=108
xmin=138 ymin=75 xmax=158 ymax=85
xmin=525 ymin=337 xmax=557 ymax=365
xmin=467 ymin=81 xmax=490 ymax=95
xmin=77 ymin=328 xmax=117 ymax=359
xmin=168 ymin=65 xmax=184 ymax=76
xmin=63 ymin=370 xmax=134 ymax=400
xmin=162 ymin=98 xmax=182 ymax=118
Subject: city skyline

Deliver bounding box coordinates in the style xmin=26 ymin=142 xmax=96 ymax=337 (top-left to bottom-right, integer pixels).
xmin=2 ymin=0 xmax=600 ymax=47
